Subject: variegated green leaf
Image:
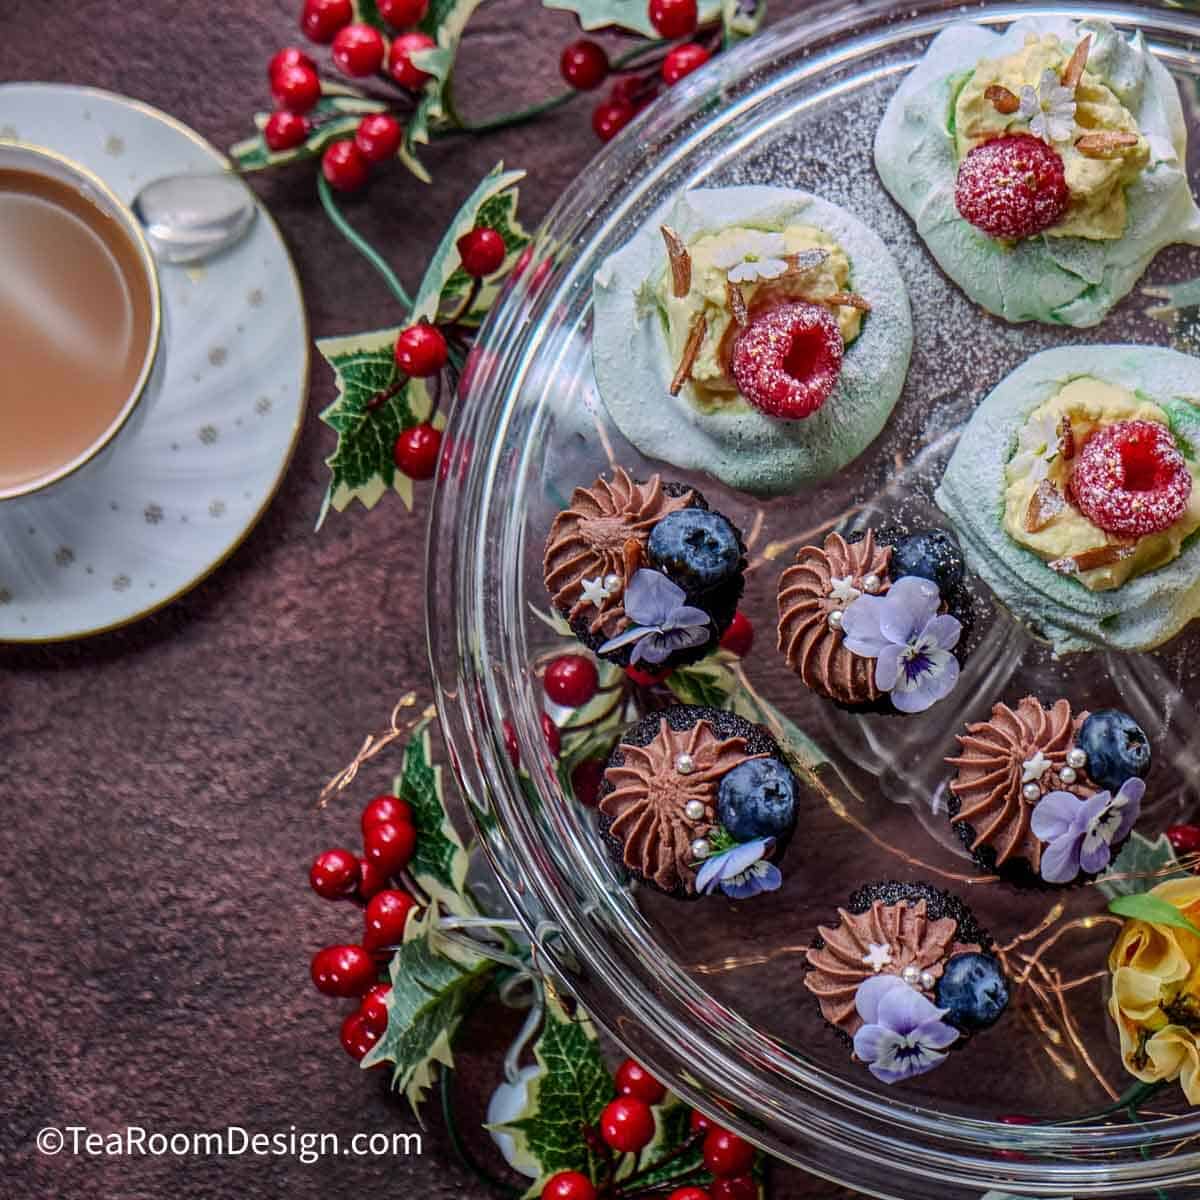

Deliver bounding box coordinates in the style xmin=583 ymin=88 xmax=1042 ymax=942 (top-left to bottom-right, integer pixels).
xmin=544 ymin=0 xmax=721 ymax=36
xmin=723 ymin=0 xmax=766 ymax=44
xmin=1097 ymin=832 xmax=1189 ymax=900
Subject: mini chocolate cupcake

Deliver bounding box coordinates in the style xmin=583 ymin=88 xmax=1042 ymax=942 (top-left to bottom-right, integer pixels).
xmin=947 ymin=697 xmax=1150 ymax=886
xmin=597 ymin=705 xmax=798 ymax=900
xmin=544 ymin=467 xmax=745 ymax=671
xmin=805 ymin=881 xmax=1008 ymax=1084
xmin=776 ymin=526 xmax=971 ymax=713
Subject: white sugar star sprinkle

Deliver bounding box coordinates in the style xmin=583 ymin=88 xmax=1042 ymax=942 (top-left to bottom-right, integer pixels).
xmin=862 ymin=943 xmax=893 ymax=973
xmin=829 ymin=576 xmax=862 ymax=607
xmin=580 ymin=576 xmax=612 ymax=607
xmin=1022 ymin=751 xmax=1051 ymax=784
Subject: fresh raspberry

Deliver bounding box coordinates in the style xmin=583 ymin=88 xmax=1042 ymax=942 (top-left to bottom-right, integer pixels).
xmin=729 ymin=302 xmax=843 ymax=419
xmin=1071 ymin=420 xmax=1191 ymax=539
xmin=955 ymin=134 xmax=1069 ymax=241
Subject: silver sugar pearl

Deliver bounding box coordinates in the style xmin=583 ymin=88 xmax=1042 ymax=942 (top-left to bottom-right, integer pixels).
xmin=603 ymin=573 xmax=622 ymax=592
xmin=828 ymin=610 xmax=844 ymax=631
xmin=919 ymin=970 xmax=937 ymax=992
xmin=675 ymin=753 xmax=696 ymax=775
xmin=863 ymin=574 xmax=882 ymax=594
xmin=1066 ymin=747 xmax=1087 ymax=770
xmin=1058 ymin=766 xmax=1077 ymax=786
xmin=691 ymin=838 xmax=711 ymax=860
xmin=901 ymin=964 xmax=921 ymax=986
xmin=1022 ymin=782 xmax=1042 ymax=802
xmin=684 ymin=800 xmax=706 ymax=821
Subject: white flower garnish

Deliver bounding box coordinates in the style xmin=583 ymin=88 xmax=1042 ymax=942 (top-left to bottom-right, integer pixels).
xmin=1009 ymin=409 xmax=1061 ymax=484
xmin=1018 ymin=68 xmax=1077 ymax=145
xmin=580 ymin=575 xmax=613 ymax=607
xmin=862 ymin=942 xmax=894 ymax=973
xmin=711 ymin=231 xmax=789 ymax=284
xmin=829 ymin=576 xmax=863 ymax=607
xmin=1022 ymin=750 xmax=1051 ymax=784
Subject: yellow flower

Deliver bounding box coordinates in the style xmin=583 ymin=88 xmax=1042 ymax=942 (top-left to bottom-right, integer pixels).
xmin=1108 ymin=878 xmax=1200 ymax=1104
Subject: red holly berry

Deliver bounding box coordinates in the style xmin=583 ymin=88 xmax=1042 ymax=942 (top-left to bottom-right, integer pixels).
xmin=359 ymin=982 xmax=392 ymax=1035
xmin=614 ymin=1058 xmax=666 ymax=1105
xmin=730 ymin=301 xmax=843 ymax=419
xmin=301 ymin=0 xmax=353 ymax=44
xmin=662 ymin=42 xmax=710 ymax=84
xmin=541 ymin=1173 xmax=596 ymax=1200
xmin=379 ymin=0 xmax=428 ymax=25
xmin=457 ymin=226 xmax=507 ymax=278
xmin=649 ymin=0 xmax=698 ymax=38
xmin=625 ymin=664 xmax=671 ymax=688
xmin=541 ymin=712 xmax=562 ymax=758
xmin=544 ymin=654 xmax=599 ymax=707
xmin=709 ymin=1177 xmax=757 ymax=1200
xmin=388 ymin=32 xmax=436 ymax=88
xmin=592 ymin=100 xmax=635 ymax=142
xmin=363 ymin=819 xmax=417 ymax=878
xmin=309 ymin=847 xmax=360 ymax=900
xmin=689 ymin=1108 xmax=713 ymax=1136
xmin=264 ymin=109 xmax=311 ymax=152
xmin=271 ymin=62 xmax=321 ymax=113
xmin=719 ymin=610 xmax=754 ymax=658
xmin=503 ymin=718 xmax=520 ymax=767
xmin=702 ymin=1128 xmax=755 ymax=1177
xmin=394 ymin=423 xmax=442 ymax=481
xmin=332 ymin=23 xmax=388 ymax=77
xmin=358 ymin=855 xmax=391 ymax=900
xmin=560 ymin=40 xmax=609 ymax=90
xmin=355 ymin=112 xmax=403 ymax=162
xmin=955 ymin=134 xmax=1069 ymax=241
xmin=362 ymin=794 xmax=413 ymax=834
xmin=322 ymin=140 xmax=370 ymax=191
xmin=311 ymin=944 xmax=377 ymax=997
xmin=363 ymin=888 xmax=418 ymax=954
xmin=668 ymin=1189 xmax=711 ymax=1200
xmin=999 ymin=1114 xmax=1038 ymax=1125
xmin=570 ymin=759 xmax=605 ymax=807
xmin=599 ymin=1096 xmax=656 ymax=1153
xmin=1167 ymin=824 xmax=1200 ymax=854
xmin=1072 ymin=419 xmax=1191 ymax=539
xmin=394 ymin=323 xmax=448 ymax=377
xmin=269 ymin=46 xmax=317 ymax=81
xmin=340 ymin=1010 xmax=379 ymax=1060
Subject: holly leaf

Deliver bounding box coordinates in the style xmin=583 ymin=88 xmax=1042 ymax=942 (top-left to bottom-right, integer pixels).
xmin=1097 ymin=832 xmax=1189 ymax=900
xmin=362 ymin=905 xmax=494 ymax=1113
xmin=491 ymin=987 xmax=615 ymax=1192
xmin=667 ymin=657 xmax=735 ymax=709
xmin=395 ymin=719 xmax=471 ymax=909
xmin=723 ymin=0 xmax=766 ymax=45
xmin=437 ymin=187 xmax=531 ymax=327
xmin=1109 ymin=892 xmax=1200 ymax=938
xmin=543 ymin=0 xmax=721 ymax=36
xmin=230 ymin=86 xmax=387 ymax=171
xmin=352 ymin=0 xmax=389 ymax=29
xmin=314 ymin=326 xmax=432 ymax=523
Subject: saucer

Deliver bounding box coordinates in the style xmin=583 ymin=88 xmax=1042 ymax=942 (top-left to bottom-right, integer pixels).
xmin=0 ymin=84 xmax=307 ymax=641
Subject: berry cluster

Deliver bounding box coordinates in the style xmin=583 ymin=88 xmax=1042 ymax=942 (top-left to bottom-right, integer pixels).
xmin=540 ymin=1057 xmax=759 ymax=1200
xmin=309 ymin=792 xmax=421 ymax=1061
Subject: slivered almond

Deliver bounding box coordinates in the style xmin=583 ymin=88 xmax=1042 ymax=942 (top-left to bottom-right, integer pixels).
xmin=726 ymin=279 xmax=748 ymax=327
xmin=783 ymin=248 xmax=829 ymax=276
xmin=623 ymin=537 xmax=643 ymax=581
xmin=669 ymin=312 xmax=707 ymax=396
xmin=1061 ymin=33 xmax=1092 ymax=89
xmin=826 ymin=291 xmax=871 ymax=312
xmin=1058 ymin=415 xmax=1076 ymax=461
xmin=1076 ymin=131 xmax=1140 ymax=157
xmin=985 ymin=84 xmax=1020 ymax=115
xmin=1048 ymin=543 xmax=1135 ymax=575
xmin=661 ymin=225 xmax=691 ymax=298
xmin=1024 ymin=480 xmax=1066 ymax=533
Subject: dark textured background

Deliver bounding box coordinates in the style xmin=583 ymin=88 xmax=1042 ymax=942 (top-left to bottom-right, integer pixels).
xmin=0 ymin=0 xmax=857 ymax=1196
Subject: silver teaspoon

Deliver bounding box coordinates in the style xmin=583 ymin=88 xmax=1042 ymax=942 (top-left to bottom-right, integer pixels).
xmin=131 ymin=171 xmax=257 ymax=265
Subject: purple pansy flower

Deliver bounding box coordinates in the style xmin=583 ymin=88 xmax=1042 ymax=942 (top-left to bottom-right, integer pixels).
xmin=840 ymin=576 xmax=962 ymax=714
xmin=597 ymin=569 xmax=711 ymax=665
xmin=1029 ymin=778 xmax=1145 ymax=884
xmin=695 ymin=837 xmax=780 ymax=899
xmin=851 ymin=974 xmax=960 ymax=1084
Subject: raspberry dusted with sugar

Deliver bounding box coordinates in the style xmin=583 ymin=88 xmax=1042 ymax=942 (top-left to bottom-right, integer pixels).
xmin=729 ymin=301 xmax=843 ymax=419
xmin=955 ymin=134 xmax=1070 ymax=241
xmin=1072 ymin=420 xmax=1192 ymax=539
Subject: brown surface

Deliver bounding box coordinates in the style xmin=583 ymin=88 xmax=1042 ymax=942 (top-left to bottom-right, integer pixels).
xmin=0 ymin=1 xmax=855 ymax=1197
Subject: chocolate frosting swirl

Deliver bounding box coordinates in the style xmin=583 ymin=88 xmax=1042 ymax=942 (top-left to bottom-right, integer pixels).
xmin=777 ymin=531 xmax=893 ymax=704
xmin=543 ymin=467 xmax=694 ymax=640
xmin=947 ymin=696 xmax=1095 ymax=870
xmin=600 ymin=718 xmax=765 ymax=894
xmin=805 ymin=900 xmax=980 ymax=1035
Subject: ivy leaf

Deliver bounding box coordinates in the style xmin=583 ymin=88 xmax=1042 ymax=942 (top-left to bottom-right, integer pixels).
xmin=230 ymin=86 xmax=387 ymax=171
xmin=437 ymin=187 xmax=531 ymax=328
xmin=492 ymin=987 xmax=615 ymax=1192
xmin=667 ymin=657 xmax=735 ymax=708
xmin=1108 ymin=892 xmax=1200 ymax=938
xmin=1097 ymin=832 xmax=1188 ymax=900
xmin=314 ymin=327 xmax=432 ymax=522
xmin=543 ymin=0 xmax=721 ymax=37
xmin=393 ymin=718 xmax=471 ymax=910
xmin=722 ymin=0 xmax=766 ymax=45
xmin=362 ymin=905 xmax=494 ymax=1113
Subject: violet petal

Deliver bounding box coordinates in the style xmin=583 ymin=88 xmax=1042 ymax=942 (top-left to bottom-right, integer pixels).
xmin=841 ymin=595 xmax=888 ymax=658
xmin=1040 ymin=831 xmax=1083 ymax=884
xmin=878 ymin=577 xmax=941 ymax=645
xmin=1030 ymin=791 xmax=1081 ymax=842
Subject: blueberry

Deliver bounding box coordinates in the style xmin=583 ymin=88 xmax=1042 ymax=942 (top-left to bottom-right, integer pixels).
xmin=1078 ymin=710 xmax=1151 ymax=793
xmin=935 ymin=952 xmax=1009 ymax=1031
xmin=716 ymin=758 xmax=798 ymax=841
xmin=647 ymin=509 xmax=742 ymax=592
xmin=889 ymin=529 xmax=965 ymax=593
